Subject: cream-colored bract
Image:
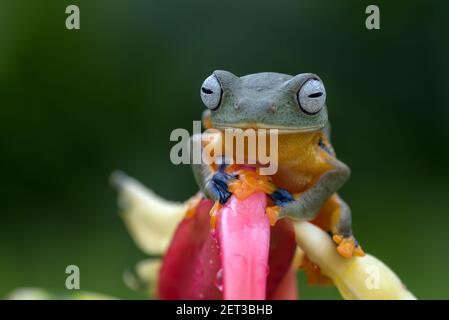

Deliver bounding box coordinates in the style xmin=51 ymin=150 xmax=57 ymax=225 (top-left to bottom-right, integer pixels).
xmin=294 ymin=222 xmax=416 ymax=300
xmin=8 ymin=173 xmax=417 ymax=300
xmin=115 ymin=173 xmax=416 ymax=300
xmin=112 ymin=171 xmax=186 ymax=255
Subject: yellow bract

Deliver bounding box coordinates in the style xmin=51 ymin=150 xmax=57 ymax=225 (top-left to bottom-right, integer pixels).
xmin=113 ymin=172 xmax=186 ymax=255
xmin=114 ymin=172 xmax=416 ymax=300
xmin=294 ymin=221 xmax=416 ymax=300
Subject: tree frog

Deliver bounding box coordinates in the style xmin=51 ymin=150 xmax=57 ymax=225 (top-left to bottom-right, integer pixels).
xmin=192 ymin=70 xmax=364 ymax=258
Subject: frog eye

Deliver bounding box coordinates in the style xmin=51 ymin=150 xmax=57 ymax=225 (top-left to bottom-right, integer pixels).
xmin=297 ymin=79 xmax=326 ymax=115
xmin=200 ymin=75 xmax=222 ymax=110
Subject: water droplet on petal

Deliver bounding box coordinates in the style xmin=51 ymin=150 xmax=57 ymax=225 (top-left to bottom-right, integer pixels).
xmin=215 ymin=268 xmax=224 ymax=292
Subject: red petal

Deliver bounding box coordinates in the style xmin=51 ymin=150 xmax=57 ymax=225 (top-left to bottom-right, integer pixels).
xmin=158 ymin=199 xmax=222 ymax=299
xmin=266 ymin=219 xmax=297 ymax=299
xmin=158 ymin=196 xmax=297 ymax=300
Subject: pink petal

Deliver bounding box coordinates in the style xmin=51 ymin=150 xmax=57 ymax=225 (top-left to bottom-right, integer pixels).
xmin=218 ymin=193 xmax=270 ymax=300
xmin=158 ymin=193 xmax=297 ymax=300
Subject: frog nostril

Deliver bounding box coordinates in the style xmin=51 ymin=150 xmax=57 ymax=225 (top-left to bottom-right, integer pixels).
xmin=268 ymin=104 xmax=277 ymax=113
xmin=308 ymin=92 xmax=323 ymax=98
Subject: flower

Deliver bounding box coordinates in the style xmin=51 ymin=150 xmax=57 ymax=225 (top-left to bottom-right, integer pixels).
xmin=114 ymin=171 xmax=416 ymax=300
xmin=115 ymin=172 xmax=297 ymax=300
xmin=294 ymin=222 xmax=415 ymax=299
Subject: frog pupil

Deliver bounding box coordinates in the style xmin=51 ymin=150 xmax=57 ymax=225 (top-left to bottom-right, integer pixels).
xmin=202 ymin=87 xmax=213 ymax=94
xmin=308 ymin=92 xmax=323 ymax=98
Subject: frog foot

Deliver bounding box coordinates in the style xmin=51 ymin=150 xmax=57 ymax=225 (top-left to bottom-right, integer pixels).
xmin=265 ymin=189 xmax=296 ymax=226
xmin=269 ymin=188 xmax=295 ymax=206
xmin=228 ymin=169 xmax=276 ymax=200
xmin=207 ymin=170 xmax=237 ymax=204
xmin=332 ymin=234 xmax=365 ymax=258
xmin=266 ymin=205 xmax=281 ymax=226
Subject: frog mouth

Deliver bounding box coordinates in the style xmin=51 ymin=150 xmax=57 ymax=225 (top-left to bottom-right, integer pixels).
xmin=213 ymin=122 xmax=324 ymax=133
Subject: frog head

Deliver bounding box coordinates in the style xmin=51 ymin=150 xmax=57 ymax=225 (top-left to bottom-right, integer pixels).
xmin=200 ymin=70 xmax=328 ymax=132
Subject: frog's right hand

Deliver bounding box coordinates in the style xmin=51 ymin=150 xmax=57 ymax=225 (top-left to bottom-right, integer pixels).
xmin=204 ymin=166 xmax=237 ymax=204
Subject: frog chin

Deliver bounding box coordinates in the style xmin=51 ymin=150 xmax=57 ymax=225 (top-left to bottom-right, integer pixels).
xmin=213 ymin=122 xmax=324 ymax=134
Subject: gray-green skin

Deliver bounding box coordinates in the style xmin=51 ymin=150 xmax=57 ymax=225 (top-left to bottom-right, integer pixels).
xmin=210 ymin=71 xmax=328 ymax=130
xmin=192 ymin=70 xmax=353 ymax=238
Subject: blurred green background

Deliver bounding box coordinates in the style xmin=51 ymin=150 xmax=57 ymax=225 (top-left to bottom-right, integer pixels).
xmin=0 ymin=0 xmax=448 ymax=299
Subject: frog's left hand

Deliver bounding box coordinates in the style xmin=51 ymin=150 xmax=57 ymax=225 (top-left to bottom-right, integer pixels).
xmin=268 ymin=158 xmax=364 ymax=258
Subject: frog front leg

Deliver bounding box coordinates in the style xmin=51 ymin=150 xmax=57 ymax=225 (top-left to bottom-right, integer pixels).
xmin=270 ymin=158 xmax=363 ymax=258
xmin=271 ymin=158 xmax=350 ymax=219
xmin=192 ymin=160 xmax=236 ymax=204
xmin=191 ymin=134 xmax=236 ymax=204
